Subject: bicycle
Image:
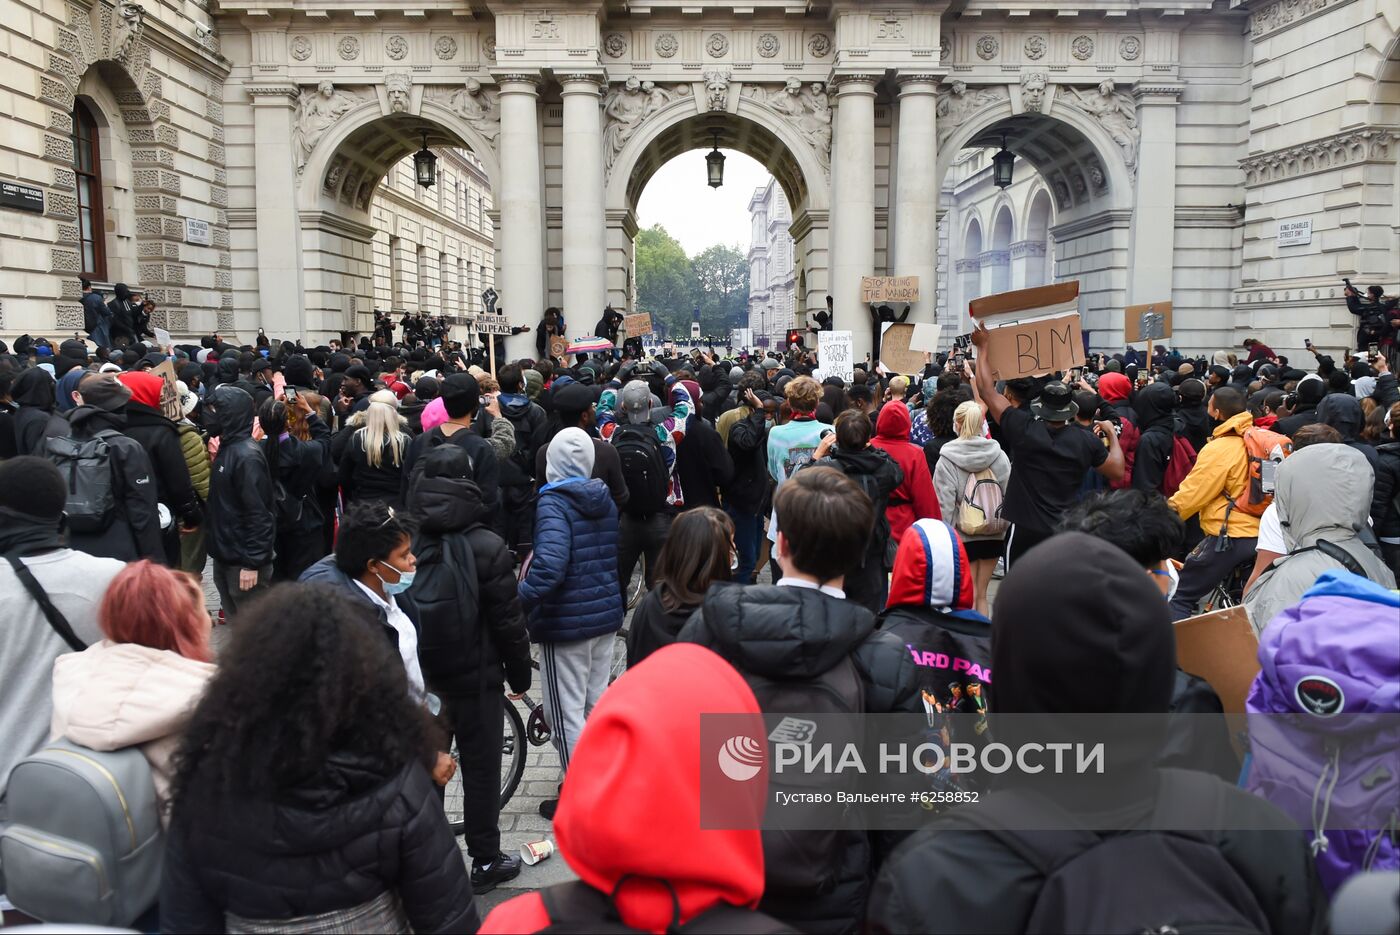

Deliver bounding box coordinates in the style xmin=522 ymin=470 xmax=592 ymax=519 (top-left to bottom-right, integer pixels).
xmin=1200 ymin=558 xmax=1254 ymax=613
xmin=442 ymin=688 xmax=552 ymax=835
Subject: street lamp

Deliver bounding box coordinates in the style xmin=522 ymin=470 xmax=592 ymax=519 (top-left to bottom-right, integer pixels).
xmin=705 ymin=129 xmax=725 ymax=189
xmin=992 ymin=132 xmax=1015 ymax=190
xmin=413 ymin=130 xmax=437 ymax=190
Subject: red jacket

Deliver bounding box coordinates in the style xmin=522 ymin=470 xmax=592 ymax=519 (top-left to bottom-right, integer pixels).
xmin=479 ymin=644 xmax=768 ymax=933
xmin=871 ymin=403 xmax=941 ymax=542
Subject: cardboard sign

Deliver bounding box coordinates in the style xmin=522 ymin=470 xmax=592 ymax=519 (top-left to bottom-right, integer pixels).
xmin=879 ymin=323 xmax=927 ymax=375
xmin=979 ymin=313 xmax=1083 ymax=380
xmin=549 ymin=335 xmax=568 ymax=359
xmin=909 ymin=322 xmax=943 ymax=354
xmin=1174 ymin=605 xmax=1259 ymax=717
xmin=817 ymin=330 xmax=854 ymax=381
xmin=151 ymin=358 xmax=179 ymax=401
xmin=861 ymin=276 xmax=920 ymax=305
xmin=624 ymin=312 xmax=652 ymax=337
xmin=970 ymin=281 xmax=1080 ymax=321
xmin=153 ymin=327 xmax=172 ymax=348
xmin=1124 ymin=301 xmax=1174 ymax=344
xmin=468 ymin=317 xmax=513 ymax=336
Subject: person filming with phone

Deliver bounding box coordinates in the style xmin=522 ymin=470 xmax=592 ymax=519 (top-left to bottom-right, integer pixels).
xmin=1343 ymin=279 xmax=1400 ymax=368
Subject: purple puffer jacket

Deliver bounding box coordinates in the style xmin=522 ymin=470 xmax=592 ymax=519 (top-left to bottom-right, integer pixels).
xmin=1245 ymin=570 xmax=1400 ymax=896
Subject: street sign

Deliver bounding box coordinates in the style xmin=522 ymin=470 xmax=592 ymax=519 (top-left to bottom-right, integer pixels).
xmin=1276 ymin=218 xmax=1312 ymax=248
xmin=184 ymin=217 xmax=212 ymax=246
xmin=0 ymin=180 xmax=44 ymax=213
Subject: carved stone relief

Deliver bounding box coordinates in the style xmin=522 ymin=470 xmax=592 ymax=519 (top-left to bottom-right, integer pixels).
xmin=385 ymin=35 xmax=408 ymax=60
xmin=1020 ymin=70 xmax=1047 ymax=113
xmin=111 ymin=2 xmax=144 ymax=64
xmin=939 ymin=35 xmax=951 ymax=62
xmin=385 ymin=72 xmax=413 ymax=113
xmin=704 ymin=69 xmax=730 ymax=111
xmin=1119 ymin=36 xmax=1141 ymax=60
xmin=935 ymin=80 xmax=1009 ymax=149
xmin=338 ymin=36 xmax=360 ymax=60
xmin=290 ymin=35 xmax=312 ymax=61
xmin=1061 ymin=81 xmax=1140 ymax=177
xmin=435 ymin=36 xmax=458 ymax=60
xmin=1071 ymin=35 xmax=1095 ymax=60
xmin=655 ymin=33 xmax=678 ymax=58
xmin=744 ymin=79 xmax=831 ymax=168
xmin=1024 ymin=36 xmax=1046 ymax=60
xmin=976 ymin=36 xmax=999 ymax=60
xmin=433 ymin=78 xmax=501 ymax=142
xmin=293 ymin=82 xmax=367 ymax=172
xmin=809 ymin=34 xmax=831 ymax=58
xmin=605 ymin=33 xmax=627 ymax=58
xmin=757 ymin=33 xmax=780 ymax=58
xmin=706 ymin=33 xmax=729 ymax=58
xmin=601 ymin=77 xmax=691 ymax=176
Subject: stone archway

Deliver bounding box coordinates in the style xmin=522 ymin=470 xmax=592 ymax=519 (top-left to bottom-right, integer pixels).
xmin=290 ymin=102 xmax=502 ymax=340
xmin=602 ymin=81 xmax=831 ymax=324
xmin=937 ymin=89 xmax=1138 ymax=347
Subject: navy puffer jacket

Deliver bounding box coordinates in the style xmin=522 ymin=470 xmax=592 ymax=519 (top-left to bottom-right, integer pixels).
xmin=519 ymin=477 xmax=622 ymax=642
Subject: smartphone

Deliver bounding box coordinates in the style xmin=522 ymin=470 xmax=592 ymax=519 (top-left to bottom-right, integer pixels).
xmin=1071 ymin=368 xmax=1082 ymax=381
xmin=1304 ymin=338 xmax=1313 ymax=348
xmin=1369 ymin=343 xmax=1380 ymax=356
xmin=286 ymin=385 xmax=298 ymax=401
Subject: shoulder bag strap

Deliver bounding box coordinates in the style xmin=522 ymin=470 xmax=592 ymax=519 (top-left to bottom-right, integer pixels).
xmin=5 ymin=554 xmax=86 ymax=651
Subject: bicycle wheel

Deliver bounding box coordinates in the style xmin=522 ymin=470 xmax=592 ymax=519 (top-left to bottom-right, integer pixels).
xmin=609 ymin=628 xmax=629 ymax=684
xmin=626 ymin=556 xmax=647 ymax=610
xmin=444 ymin=696 xmax=527 ymax=836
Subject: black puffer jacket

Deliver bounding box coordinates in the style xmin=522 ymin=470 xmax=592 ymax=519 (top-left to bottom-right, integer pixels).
xmin=1372 ymin=441 xmax=1400 ymax=541
xmin=206 ymin=385 xmax=275 ymax=570
xmin=123 ymin=401 xmax=202 ymax=527
xmin=158 ymin=754 xmax=478 ymax=933
xmin=811 ymin=447 xmax=903 ymax=614
xmin=679 ymin=583 xmax=921 ymax=933
xmin=407 ymin=456 xmax=532 ymax=696
xmin=723 ymin=406 xmax=769 ymax=514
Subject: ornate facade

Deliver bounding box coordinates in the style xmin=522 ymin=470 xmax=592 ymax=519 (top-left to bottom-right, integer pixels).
xmin=4 ymin=1 xmax=1400 ymax=364
xmin=747 ymin=179 xmax=797 ymax=348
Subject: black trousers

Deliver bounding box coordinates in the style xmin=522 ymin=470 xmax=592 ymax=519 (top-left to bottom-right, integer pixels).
xmin=617 ymin=512 xmax=673 ymax=602
xmin=1004 ymin=524 xmax=1054 ymax=570
xmin=441 ymin=691 xmax=504 ymax=863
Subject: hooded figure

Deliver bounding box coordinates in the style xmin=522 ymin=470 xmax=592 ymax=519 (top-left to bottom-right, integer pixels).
xmin=479 ymin=644 xmax=774 ymax=934
xmin=807 ymin=437 xmax=903 ymax=614
xmin=1097 ymin=371 xmax=1135 ymax=425
xmin=11 ymin=367 xmax=57 ymax=456
xmin=1243 ymin=444 xmax=1395 ymax=634
xmin=204 ymin=385 xmax=275 ymax=607
xmin=879 ymin=520 xmax=992 ymax=759
xmin=55 ymin=365 xmax=86 ymax=414
xmin=1275 ymin=377 xmax=1326 ymax=437
xmin=107 ymin=283 xmax=138 ymax=346
xmin=1130 ymin=382 xmax=1180 ymax=494
xmin=868 ymin=533 xmax=1325 ymax=935
xmin=872 ymin=401 xmax=941 ymax=542
xmin=1316 ymin=394 xmax=1380 ymax=472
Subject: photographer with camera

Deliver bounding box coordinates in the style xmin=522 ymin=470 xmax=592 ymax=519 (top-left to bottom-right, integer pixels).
xmin=1343 ymin=278 xmax=1400 ymax=368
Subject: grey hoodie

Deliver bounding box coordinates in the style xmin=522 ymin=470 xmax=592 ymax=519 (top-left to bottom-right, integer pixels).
xmin=1244 ymin=444 xmax=1395 ymax=633
xmin=932 ymin=436 xmax=1012 ymax=542
xmin=546 ymin=426 xmax=596 ymax=484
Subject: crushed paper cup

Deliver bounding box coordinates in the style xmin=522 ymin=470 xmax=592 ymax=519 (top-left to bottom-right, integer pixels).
xmin=520 ymin=838 xmax=555 ymax=866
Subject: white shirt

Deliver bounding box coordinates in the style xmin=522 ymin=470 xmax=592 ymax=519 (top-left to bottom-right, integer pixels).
xmin=353 ymin=580 xmax=426 ymax=701
xmin=777 ymin=576 xmax=847 ymax=600
xmin=1256 ymin=503 xmax=1286 ymax=555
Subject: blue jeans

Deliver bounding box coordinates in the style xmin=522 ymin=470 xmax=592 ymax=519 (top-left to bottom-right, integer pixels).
xmin=726 ymin=505 xmax=764 ymax=585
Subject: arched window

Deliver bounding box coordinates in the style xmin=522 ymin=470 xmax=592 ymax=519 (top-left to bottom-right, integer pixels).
xmin=71 ymin=99 xmax=106 ymax=280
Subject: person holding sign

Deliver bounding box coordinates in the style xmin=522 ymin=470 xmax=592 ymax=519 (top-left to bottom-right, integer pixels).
xmin=969 ymin=326 xmax=1124 ymax=568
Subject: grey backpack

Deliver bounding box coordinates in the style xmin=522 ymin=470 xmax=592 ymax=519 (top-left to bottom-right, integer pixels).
xmin=44 ymin=429 xmax=119 ymax=534
xmin=0 ymin=738 xmax=163 ymax=926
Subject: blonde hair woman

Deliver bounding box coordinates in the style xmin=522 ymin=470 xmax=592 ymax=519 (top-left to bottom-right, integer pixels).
xmin=931 ymin=400 xmax=1011 ymax=617
xmin=336 ymin=389 xmax=411 ymax=509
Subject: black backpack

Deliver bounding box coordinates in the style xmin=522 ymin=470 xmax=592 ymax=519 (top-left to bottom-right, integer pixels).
xmin=957 ymin=768 xmax=1270 ymax=934
xmin=612 ymin=422 xmax=669 ymax=516
xmin=742 ymin=656 xmax=866 ymax=896
xmin=538 ymin=880 xmax=794 ymax=934
xmin=44 ymin=429 xmax=119 ymax=534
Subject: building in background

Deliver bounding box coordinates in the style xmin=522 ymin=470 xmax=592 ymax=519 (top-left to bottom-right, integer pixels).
xmin=746 ymin=179 xmax=796 ymax=348
xmin=370 ymin=148 xmax=494 ymax=345
xmin=938 ymin=150 xmax=1056 ymax=336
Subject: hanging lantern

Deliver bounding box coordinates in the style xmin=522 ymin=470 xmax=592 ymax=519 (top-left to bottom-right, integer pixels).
xmin=413 ymin=130 xmax=437 ymax=190
xmin=992 ymin=132 xmax=1015 ymax=190
xmin=705 ymin=130 xmax=725 ymax=189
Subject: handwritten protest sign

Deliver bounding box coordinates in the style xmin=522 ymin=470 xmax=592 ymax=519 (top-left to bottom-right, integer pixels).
xmin=879 ymin=323 xmax=927 ymax=375
xmin=818 ymin=330 xmax=854 ymax=381
xmin=467 ymin=317 xmax=514 ymax=335
xmin=970 ymin=282 xmax=1083 ymax=380
xmin=1123 ymin=301 xmax=1173 ymax=344
xmin=910 ymin=323 xmax=943 ymax=353
xmin=549 ymin=335 xmax=568 ymax=360
xmin=624 ymin=312 xmax=652 ymax=337
xmin=861 ymin=276 xmax=920 ymax=305
xmin=1174 ymin=605 xmax=1259 ymax=717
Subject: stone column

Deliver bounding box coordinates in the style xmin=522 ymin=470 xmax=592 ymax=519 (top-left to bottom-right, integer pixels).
xmin=892 ymin=75 xmax=940 ymax=326
xmin=247 ymin=84 xmax=305 ymax=337
xmin=1128 ymin=83 xmax=1183 ymax=307
xmin=829 ymin=75 xmax=878 ymax=363
xmin=561 ymin=75 xmax=608 ymax=325
xmin=495 ymin=74 xmax=545 ymax=357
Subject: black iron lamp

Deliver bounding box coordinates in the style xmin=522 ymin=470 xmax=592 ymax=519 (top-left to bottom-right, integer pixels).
xmin=992 ymin=131 xmax=1015 ymax=190
xmin=705 ymin=129 xmax=725 ymax=189
xmin=413 ymin=130 xmax=437 ymax=190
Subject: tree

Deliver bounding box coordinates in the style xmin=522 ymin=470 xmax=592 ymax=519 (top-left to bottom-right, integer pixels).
xmin=634 ymin=224 xmax=695 ymax=339
xmin=691 ymin=244 xmax=749 ymax=338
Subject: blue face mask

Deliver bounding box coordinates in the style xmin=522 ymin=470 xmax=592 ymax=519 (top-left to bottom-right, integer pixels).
xmin=376 ymin=560 xmax=415 ymax=596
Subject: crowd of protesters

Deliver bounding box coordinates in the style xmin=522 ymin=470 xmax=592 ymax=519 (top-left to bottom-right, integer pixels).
xmin=0 ymin=285 xmax=1397 ymax=933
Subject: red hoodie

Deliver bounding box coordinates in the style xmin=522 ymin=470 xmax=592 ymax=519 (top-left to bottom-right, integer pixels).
xmin=117 ymin=370 xmax=165 ymax=408
xmin=871 ymin=402 xmax=941 ymax=542
xmin=479 ymin=644 xmax=769 ymax=934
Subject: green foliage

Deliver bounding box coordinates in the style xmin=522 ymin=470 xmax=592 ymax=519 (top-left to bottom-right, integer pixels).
xmin=634 ymin=224 xmax=749 ymax=340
